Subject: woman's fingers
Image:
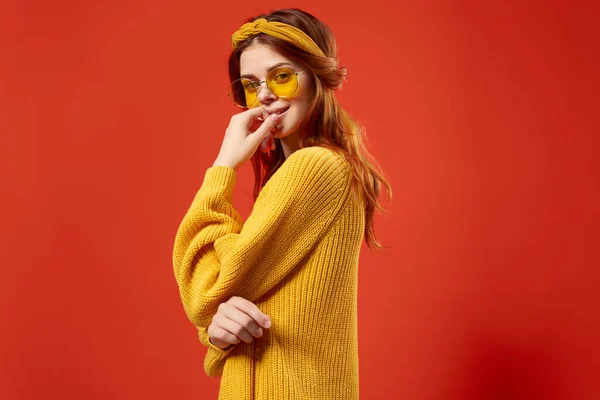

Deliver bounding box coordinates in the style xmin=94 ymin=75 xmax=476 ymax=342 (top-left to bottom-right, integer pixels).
xmin=215 ymin=106 xmax=282 ymax=168
xmin=260 ymin=138 xmax=268 ymax=153
xmin=249 ymin=116 xmax=264 ymax=133
xmin=207 ymin=296 xmax=272 ymax=349
xmin=238 ymin=110 xmax=278 ymax=154
xmin=266 ymin=135 xmax=276 ymax=151
xmin=214 ymin=313 xmax=255 ymax=343
xmin=261 ymin=108 xmax=270 ymax=123
xmin=248 ymin=114 xmax=280 ymax=149
xmin=208 ymin=324 xmax=241 ymax=348
xmin=228 ymin=296 xmax=271 ymax=329
xmin=260 ymin=135 xmax=276 ymax=153
xmin=254 ymin=109 xmax=277 ymax=153
xmin=239 ymin=106 xmax=265 ymax=126
xmin=221 ymin=302 xmax=264 ymax=338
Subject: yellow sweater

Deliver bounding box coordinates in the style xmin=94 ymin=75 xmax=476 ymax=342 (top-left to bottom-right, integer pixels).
xmin=173 ymin=146 xmax=365 ymax=399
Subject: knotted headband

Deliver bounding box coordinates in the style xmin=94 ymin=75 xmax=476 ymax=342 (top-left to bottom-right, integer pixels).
xmin=231 ymin=18 xmax=326 ymax=58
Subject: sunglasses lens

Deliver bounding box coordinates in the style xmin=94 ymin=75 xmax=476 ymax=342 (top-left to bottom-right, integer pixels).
xmin=228 ymin=78 xmax=258 ymax=108
xmin=267 ymin=67 xmax=298 ymax=97
xmin=228 ymin=67 xmax=300 ymax=107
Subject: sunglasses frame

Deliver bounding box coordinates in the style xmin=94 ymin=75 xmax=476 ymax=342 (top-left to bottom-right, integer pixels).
xmin=228 ymin=66 xmax=305 ymax=109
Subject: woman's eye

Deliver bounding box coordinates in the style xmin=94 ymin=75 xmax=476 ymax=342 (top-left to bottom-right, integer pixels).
xmin=244 ymin=82 xmax=257 ymax=92
xmin=274 ymin=73 xmax=290 ymax=83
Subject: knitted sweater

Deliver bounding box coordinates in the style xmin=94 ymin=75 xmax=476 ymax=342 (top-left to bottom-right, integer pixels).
xmin=173 ymin=146 xmax=365 ymax=399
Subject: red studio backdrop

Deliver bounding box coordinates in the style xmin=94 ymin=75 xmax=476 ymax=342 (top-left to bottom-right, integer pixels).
xmin=1 ymin=1 xmax=598 ymax=399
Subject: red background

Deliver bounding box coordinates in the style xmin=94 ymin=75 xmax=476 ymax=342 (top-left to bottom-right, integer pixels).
xmin=1 ymin=1 xmax=598 ymax=399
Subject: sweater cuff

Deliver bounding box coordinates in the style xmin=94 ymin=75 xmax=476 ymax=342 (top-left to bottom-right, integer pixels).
xmin=204 ymin=345 xmax=233 ymax=377
xmin=204 ymin=166 xmax=236 ymax=187
xmin=202 ymin=166 xmax=237 ymax=199
xmin=198 ymin=325 xmax=236 ymax=377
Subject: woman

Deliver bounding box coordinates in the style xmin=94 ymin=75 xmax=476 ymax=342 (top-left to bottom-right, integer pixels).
xmin=172 ymin=8 xmax=390 ymax=399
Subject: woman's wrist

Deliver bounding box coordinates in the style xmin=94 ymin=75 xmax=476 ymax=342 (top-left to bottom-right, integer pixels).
xmin=213 ymin=157 xmax=236 ymax=169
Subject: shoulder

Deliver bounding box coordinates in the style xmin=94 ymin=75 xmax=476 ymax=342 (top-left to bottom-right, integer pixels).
xmin=283 ymin=146 xmax=349 ymax=179
xmin=260 ymin=146 xmax=351 ymax=202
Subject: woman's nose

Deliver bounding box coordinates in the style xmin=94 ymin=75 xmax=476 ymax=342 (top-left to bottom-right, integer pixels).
xmin=257 ymin=82 xmax=277 ymax=104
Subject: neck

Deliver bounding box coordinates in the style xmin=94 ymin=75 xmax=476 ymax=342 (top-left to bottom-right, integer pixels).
xmin=279 ymin=131 xmax=300 ymax=159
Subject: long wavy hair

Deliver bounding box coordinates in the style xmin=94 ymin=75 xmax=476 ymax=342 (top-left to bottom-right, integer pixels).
xmin=228 ymin=8 xmax=391 ymax=249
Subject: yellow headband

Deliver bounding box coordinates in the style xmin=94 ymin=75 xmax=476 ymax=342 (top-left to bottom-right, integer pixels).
xmin=231 ymin=18 xmax=326 ymax=58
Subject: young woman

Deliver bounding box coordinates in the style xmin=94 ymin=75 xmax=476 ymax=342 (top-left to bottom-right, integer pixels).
xmin=172 ymin=8 xmax=390 ymax=399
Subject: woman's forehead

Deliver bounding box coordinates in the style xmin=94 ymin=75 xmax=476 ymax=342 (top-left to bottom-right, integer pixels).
xmin=239 ymin=43 xmax=296 ymax=77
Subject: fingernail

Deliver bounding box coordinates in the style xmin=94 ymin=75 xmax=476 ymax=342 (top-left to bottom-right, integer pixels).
xmin=263 ymin=319 xmax=271 ymax=328
xmin=271 ymin=114 xmax=280 ymax=121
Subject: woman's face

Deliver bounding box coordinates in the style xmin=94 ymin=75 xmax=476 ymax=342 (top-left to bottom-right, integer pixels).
xmin=239 ymin=43 xmax=312 ymax=141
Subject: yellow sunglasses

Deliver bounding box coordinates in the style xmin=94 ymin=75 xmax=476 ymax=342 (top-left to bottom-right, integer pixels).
xmin=228 ymin=66 xmax=304 ymax=108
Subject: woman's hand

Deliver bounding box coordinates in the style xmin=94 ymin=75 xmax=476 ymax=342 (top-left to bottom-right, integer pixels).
xmin=207 ymin=296 xmax=272 ymax=350
xmin=213 ymin=107 xmax=280 ymax=170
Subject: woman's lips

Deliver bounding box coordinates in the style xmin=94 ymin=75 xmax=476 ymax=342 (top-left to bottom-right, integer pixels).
xmin=260 ymin=106 xmax=288 ymax=120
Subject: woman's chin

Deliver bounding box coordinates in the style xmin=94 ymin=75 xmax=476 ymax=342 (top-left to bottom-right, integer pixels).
xmin=271 ymin=122 xmax=301 ymax=141
xmin=273 ymin=125 xmax=299 ymax=139
xmin=271 ymin=127 xmax=287 ymax=139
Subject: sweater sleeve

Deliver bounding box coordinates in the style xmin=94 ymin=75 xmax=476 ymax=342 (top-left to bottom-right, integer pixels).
xmin=173 ymin=147 xmax=351 ymax=327
xmin=196 ymin=325 xmax=235 ymax=376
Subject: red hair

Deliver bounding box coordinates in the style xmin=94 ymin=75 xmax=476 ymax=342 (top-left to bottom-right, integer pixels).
xmin=228 ymin=9 xmax=391 ymax=248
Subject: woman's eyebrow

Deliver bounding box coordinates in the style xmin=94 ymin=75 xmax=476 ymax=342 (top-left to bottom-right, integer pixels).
xmin=240 ymin=62 xmax=293 ymax=80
